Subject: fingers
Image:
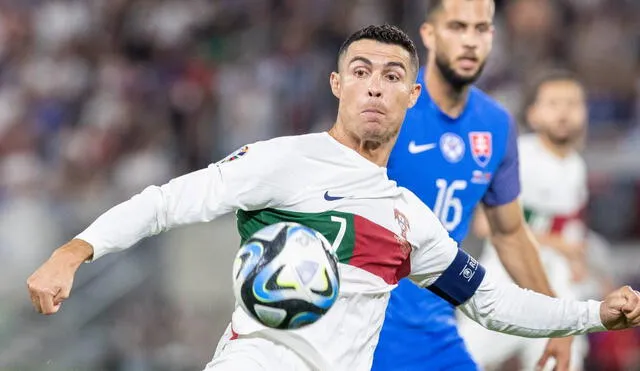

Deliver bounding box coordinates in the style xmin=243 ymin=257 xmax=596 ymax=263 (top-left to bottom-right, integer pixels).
xmin=37 ymin=289 xmax=59 ymax=315
xmin=26 ymin=249 xmax=80 ymax=315
xmin=536 ymin=338 xmax=572 ymax=371
xmin=535 ymin=352 xmax=551 ymax=371
xmin=27 ymin=276 xmax=62 ymax=315
xmin=555 ymin=353 xmax=570 ymax=371
xmin=621 ymin=286 xmax=639 ymax=309
xmin=27 ymin=276 xmax=43 ymax=313
xmin=602 ymin=286 xmax=640 ymax=329
xmin=29 ymin=291 xmax=42 ymax=313
xmin=53 ymin=286 xmax=71 ymax=306
xmin=621 ymin=286 xmax=640 ymax=326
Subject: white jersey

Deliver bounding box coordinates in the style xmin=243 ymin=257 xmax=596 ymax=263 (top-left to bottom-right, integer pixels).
xmin=476 ymin=134 xmax=588 ymax=286
xmin=519 ymin=134 xmax=588 ymax=244
xmin=460 ymin=134 xmax=590 ymax=370
xmin=76 ymin=132 xmax=604 ymax=371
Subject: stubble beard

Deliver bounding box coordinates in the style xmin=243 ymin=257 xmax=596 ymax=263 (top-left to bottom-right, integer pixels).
xmin=434 ymin=51 xmax=486 ymax=92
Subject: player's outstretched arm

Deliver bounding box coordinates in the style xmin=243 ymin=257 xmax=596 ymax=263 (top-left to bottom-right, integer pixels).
xmin=26 ymin=164 xmax=227 ymax=315
xmin=459 ymin=270 xmax=640 ymax=337
xmin=409 ymin=211 xmax=638 ymax=337
xmin=74 ymin=164 xmax=238 ymax=260
xmin=27 ymin=141 xmax=288 ymax=315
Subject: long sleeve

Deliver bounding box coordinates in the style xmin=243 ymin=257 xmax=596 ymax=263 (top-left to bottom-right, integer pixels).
xmin=407 ymin=193 xmax=606 ymax=338
xmin=76 ymin=141 xmax=292 ymax=260
xmin=459 ymin=270 xmax=606 ymax=337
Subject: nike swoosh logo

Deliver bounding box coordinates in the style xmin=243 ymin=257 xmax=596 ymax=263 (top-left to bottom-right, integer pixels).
xmin=408 ymin=141 xmax=437 ymax=154
xmin=324 ymin=191 xmax=344 ymax=201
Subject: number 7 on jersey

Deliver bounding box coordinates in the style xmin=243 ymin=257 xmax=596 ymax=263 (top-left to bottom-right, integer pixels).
xmin=329 ymin=216 xmax=347 ymax=252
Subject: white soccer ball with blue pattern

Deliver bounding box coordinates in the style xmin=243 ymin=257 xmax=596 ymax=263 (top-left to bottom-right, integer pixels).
xmin=232 ymin=222 xmax=340 ymax=329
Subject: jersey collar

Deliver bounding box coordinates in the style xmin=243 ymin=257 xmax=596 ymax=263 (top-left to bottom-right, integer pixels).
xmin=416 ymin=66 xmax=475 ymax=123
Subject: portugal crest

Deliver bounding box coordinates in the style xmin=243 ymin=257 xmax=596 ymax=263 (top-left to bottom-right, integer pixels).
xmin=394 ymin=208 xmax=410 ymax=239
xmin=394 ymin=208 xmax=412 ymax=257
xmin=469 ymin=132 xmax=492 ymax=167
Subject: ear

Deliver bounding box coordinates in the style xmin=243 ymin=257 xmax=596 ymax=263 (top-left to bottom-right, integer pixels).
xmin=408 ymin=83 xmax=422 ymax=108
xmin=330 ymin=71 xmax=341 ymax=99
xmin=420 ymin=22 xmax=435 ymax=51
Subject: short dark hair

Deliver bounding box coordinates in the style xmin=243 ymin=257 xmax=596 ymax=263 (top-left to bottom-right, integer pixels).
xmin=521 ymin=69 xmax=585 ymax=119
xmin=338 ymin=24 xmax=419 ymax=76
xmin=522 ymin=68 xmax=584 ymax=111
xmin=425 ymin=0 xmax=445 ymax=21
xmin=425 ymin=0 xmax=495 ymax=22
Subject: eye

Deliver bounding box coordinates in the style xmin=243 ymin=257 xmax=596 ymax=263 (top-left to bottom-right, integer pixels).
xmin=354 ymin=68 xmax=368 ymax=78
xmin=476 ymin=23 xmax=491 ymax=33
xmin=386 ymin=73 xmax=401 ymax=82
xmin=546 ymin=100 xmax=560 ymax=108
xmin=449 ymin=21 xmax=465 ymax=31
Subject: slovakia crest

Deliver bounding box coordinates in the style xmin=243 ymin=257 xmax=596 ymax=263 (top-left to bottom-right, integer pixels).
xmin=469 ymin=132 xmax=492 ymax=167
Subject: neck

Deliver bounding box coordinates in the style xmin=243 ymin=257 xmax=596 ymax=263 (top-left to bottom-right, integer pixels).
xmin=538 ymin=134 xmax=574 ymax=158
xmin=327 ymin=125 xmax=394 ymax=167
xmin=425 ymin=61 xmax=470 ymax=118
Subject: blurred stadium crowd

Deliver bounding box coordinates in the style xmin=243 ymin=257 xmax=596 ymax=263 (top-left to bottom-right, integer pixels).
xmin=1 ymin=0 xmax=640 ymax=370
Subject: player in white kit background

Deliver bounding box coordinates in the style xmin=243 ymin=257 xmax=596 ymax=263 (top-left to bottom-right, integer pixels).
xmin=26 ymin=26 xmax=640 ymax=371
xmin=460 ymin=70 xmax=593 ymax=371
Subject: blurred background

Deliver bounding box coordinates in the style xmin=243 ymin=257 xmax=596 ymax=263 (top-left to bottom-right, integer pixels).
xmin=0 ymin=0 xmax=639 ymax=370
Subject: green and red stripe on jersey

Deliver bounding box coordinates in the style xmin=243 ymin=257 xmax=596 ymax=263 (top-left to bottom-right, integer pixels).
xmin=523 ymin=206 xmax=586 ymax=234
xmin=237 ymin=209 xmax=411 ymax=285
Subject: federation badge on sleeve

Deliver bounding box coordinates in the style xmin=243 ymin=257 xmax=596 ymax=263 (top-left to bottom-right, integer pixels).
xmin=469 ymin=132 xmax=492 ymax=167
xmin=471 ymin=170 xmax=492 ymax=184
xmin=217 ymin=145 xmax=249 ymax=164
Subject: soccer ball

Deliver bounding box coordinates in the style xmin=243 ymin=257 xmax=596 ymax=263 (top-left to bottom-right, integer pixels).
xmin=232 ymin=222 xmax=340 ymax=330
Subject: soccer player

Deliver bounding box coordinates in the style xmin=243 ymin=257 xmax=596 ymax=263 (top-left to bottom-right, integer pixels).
xmin=459 ymin=71 xmax=591 ymax=371
xmin=27 ymin=25 xmax=640 ymax=371
xmin=373 ymin=1 xmax=573 ymax=370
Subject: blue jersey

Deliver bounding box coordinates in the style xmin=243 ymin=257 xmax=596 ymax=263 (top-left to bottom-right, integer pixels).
xmin=372 ymin=67 xmax=520 ymax=370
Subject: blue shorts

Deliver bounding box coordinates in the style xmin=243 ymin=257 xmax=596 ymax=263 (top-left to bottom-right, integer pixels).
xmin=372 ymin=279 xmax=480 ymax=371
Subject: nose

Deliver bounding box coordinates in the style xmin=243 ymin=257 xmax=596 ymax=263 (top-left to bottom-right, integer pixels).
xmin=461 ymin=29 xmax=479 ymax=49
xmin=368 ymin=75 xmax=382 ymax=98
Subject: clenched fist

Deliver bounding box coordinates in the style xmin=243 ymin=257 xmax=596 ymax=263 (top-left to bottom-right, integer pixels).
xmin=26 ymin=239 xmax=94 ymax=315
xmin=600 ymin=285 xmax=640 ymax=330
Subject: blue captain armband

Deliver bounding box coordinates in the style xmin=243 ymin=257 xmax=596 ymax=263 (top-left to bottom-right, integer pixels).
xmin=428 ymin=249 xmax=485 ymax=306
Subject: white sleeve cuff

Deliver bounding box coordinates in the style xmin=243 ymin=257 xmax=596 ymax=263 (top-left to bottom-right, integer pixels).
xmin=587 ymin=299 xmax=607 ymax=332
xmin=74 ymin=233 xmax=106 ymax=262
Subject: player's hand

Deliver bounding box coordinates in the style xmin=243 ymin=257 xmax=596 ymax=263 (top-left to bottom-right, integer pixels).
xmin=26 ymin=239 xmax=93 ymax=315
xmin=600 ymin=285 xmax=640 ymax=330
xmin=535 ymin=336 xmax=573 ymax=371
